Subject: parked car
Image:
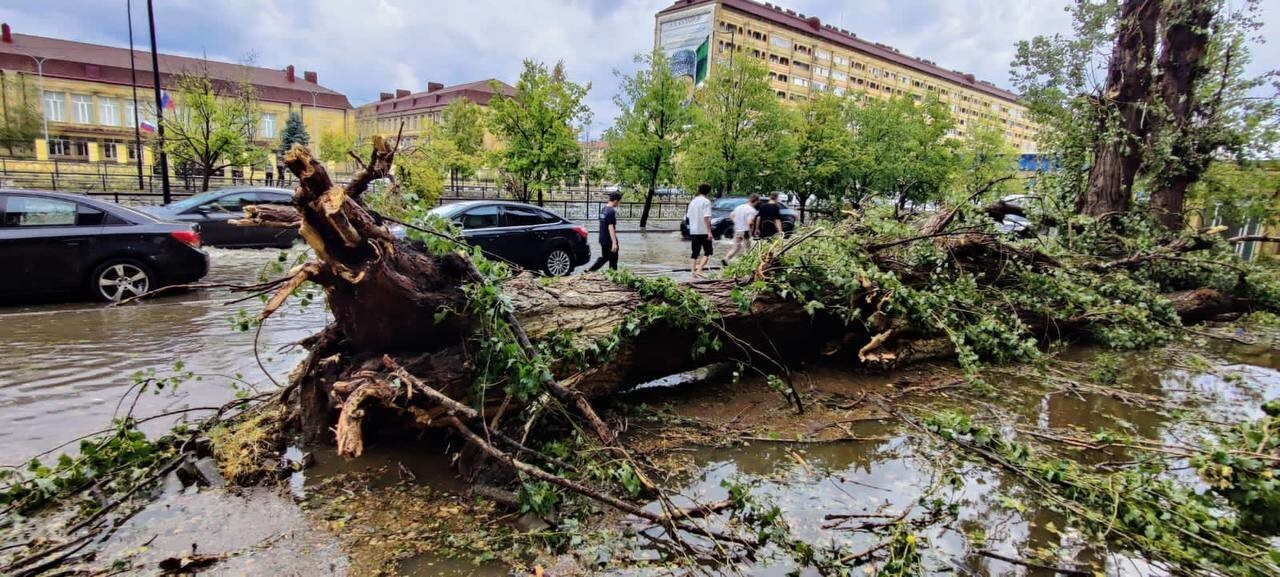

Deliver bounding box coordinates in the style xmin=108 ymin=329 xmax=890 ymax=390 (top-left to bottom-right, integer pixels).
xmin=141 ymin=187 xmax=298 ymax=248
xmin=0 ymin=190 xmax=208 ymax=302
xmin=680 ymin=197 xmax=798 ymax=239
xmin=427 ymin=201 xmax=591 ymax=276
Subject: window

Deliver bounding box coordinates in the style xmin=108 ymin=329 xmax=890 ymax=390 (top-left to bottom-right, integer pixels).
xmin=71 ymin=94 xmax=93 ymax=123
xmin=125 ymin=101 xmax=137 ymax=127
xmin=103 ymin=139 xmax=119 ymax=159
xmin=832 ymin=70 xmax=846 ymax=81
xmin=813 ymin=81 xmax=827 ymax=92
xmin=814 ymin=66 xmax=830 ymax=77
xmin=0 ymin=196 xmax=96 ymax=227
xmin=260 ymin=113 xmax=277 ymax=138
xmin=793 ymin=61 xmax=810 ymax=72
xmin=900 ymin=76 xmax=910 ymax=86
xmin=793 ymin=77 xmax=809 ymax=87
xmin=770 ymin=36 xmax=791 ymax=49
xmin=48 ymin=138 xmax=71 ymax=156
xmin=42 ymin=91 xmax=65 ymax=122
xmin=98 ymin=97 xmax=119 ymax=126
xmin=504 ymin=206 xmax=555 ymax=227
xmin=459 ymin=205 xmax=500 ymax=229
xmin=833 ymin=55 xmax=848 ymax=66
xmin=834 ymin=87 xmax=846 ymax=96
xmin=73 ymin=141 xmax=89 ymax=157
xmin=815 ymin=49 xmax=830 ymax=61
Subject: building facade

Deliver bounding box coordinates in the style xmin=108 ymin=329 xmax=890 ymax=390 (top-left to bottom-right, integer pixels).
xmin=355 ymin=79 xmax=514 ymax=150
xmin=0 ymin=23 xmax=353 ymax=178
xmin=655 ymin=0 xmax=1037 ymax=152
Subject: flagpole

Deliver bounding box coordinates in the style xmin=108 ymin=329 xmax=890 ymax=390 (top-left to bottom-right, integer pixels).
xmin=126 ymin=0 xmax=144 ymax=190
xmin=146 ymin=0 xmax=171 ymax=203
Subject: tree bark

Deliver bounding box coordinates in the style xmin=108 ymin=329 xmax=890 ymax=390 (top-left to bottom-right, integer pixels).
xmin=1078 ymin=0 xmax=1161 ymax=218
xmin=1148 ymin=0 xmax=1215 ymax=230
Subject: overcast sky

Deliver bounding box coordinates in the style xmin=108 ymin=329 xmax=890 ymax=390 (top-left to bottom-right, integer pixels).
xmin=1 ymin=0 xmax=1276 ymax=132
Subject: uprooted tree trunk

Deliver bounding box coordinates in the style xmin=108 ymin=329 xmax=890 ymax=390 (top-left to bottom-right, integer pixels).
xmin=231 ymin=143 xmax=1260 ymax=547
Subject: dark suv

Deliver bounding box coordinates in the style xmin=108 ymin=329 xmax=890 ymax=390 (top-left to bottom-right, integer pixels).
xmin=428 ymin=201 xmax=591 ymax=276
xmin=681 ymin=197 xmax=797 ymax=239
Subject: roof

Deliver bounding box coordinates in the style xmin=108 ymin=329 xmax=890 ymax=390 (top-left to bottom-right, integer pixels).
xmin=0 ymin=32 xmax=352 ymax=109
xmin=657 ymin=0 xmax=1021 ymax=104
xmin=360 ymin=79 xmax=516 ymax=116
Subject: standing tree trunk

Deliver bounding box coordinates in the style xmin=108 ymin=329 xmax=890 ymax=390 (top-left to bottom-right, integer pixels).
xmin=200 ymin=168 xmax=212 ymax=192
xmin=1148 ymin=0 xmax=1215 ymax=230
xmin=1077 ymin=0 xmax=1161 ymax=219
xmin=639 ymin=157 xmax=661 ymax=230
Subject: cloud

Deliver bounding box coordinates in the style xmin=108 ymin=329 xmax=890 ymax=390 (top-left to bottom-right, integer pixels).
xmin=3 ymin=0 xmax=1277 ymax=130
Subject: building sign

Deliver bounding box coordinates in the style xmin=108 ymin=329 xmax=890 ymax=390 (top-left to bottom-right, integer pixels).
xmin=657 ymin=4 xmax=714 ymax=91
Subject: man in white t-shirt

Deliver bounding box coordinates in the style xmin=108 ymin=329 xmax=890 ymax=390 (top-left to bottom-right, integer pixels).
xmin=686 ymin=184 xmax=714 ymax=278
xmin=722 ymin=194 xmax=759 ymax=265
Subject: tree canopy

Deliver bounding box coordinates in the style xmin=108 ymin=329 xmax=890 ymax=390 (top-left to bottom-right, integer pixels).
xmin=605 ymin=51 xmax=692 ymax=227
xmin=158 ymin=69 xmax=262 ymax=192
xmin=678 ymin=54 xmax=793 ymax=196
xmin=278 ymin=111 xmax=310 ymax=159
xmin=487 ymin=60 xmax=592 ymax=205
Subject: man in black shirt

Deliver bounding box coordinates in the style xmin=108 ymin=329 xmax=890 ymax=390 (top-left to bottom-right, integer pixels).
xmin=588 ymin=192 xmax=623 ymax=271
xmin=756 ymin=192 xmax=784 ymax=239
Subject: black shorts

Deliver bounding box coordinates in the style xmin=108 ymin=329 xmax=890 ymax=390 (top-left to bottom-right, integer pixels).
xmin=690 ymin=235 xmax=713 ymax=258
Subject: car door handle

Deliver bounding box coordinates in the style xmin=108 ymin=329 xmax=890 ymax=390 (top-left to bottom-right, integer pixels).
xmin=63 ymin=238 xmax=88 ymax=247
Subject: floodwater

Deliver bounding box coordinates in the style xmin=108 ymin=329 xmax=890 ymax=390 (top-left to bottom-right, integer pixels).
xmin=0 ymin=231 xmax=708 ymax=464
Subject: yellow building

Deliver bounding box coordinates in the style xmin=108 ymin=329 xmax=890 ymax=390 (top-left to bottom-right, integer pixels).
xmin=354 ymin=79 xmax=513 ymax=150
xmin=0 ymin=23 xmax=353 ymax=181
xmin=655 ymin=0 xmax=1038 ymax=152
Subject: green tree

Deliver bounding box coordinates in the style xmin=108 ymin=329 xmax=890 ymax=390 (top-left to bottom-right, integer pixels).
xmin=438 ymin=98 xmax=486 ymax=191
xmin=679 ymin=54 xmax=793 ymax=196
xmin=318 ymin=129 xmax=358 ymax=169
xmin=0 ymin=80 xmax=42 ymax=157
xmin=955 ymin=118 xmax=1021 ymax=201
xmin=604 ymin=51 xmax=692 ymax=228
xmin=488 ymin=60 xmax=592 ymax=205
xmin=788 ymin=91 xmax=855 ymax=221
xmin=278 ymin=111 xmax=309 ymax=158
xmin=159 ymin=69 xmax=261 ymax=192
xmin=847 ymin=94 xmax=957 ymax=213
xmin=1012 ymin=0 xmax=1278 ymax=228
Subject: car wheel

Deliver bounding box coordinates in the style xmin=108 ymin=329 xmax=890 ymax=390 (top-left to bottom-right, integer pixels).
xmin=543 ymin=247 xmax=574 ymax=277
xmin=91 ymin=259 xmax=153 ymax=302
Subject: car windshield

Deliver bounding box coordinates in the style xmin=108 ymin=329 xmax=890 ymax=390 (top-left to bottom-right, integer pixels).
xmin=712 ymin=198 xmax=747 ymax=211
xmin=166 ymin=190 xmax=229 ymax=212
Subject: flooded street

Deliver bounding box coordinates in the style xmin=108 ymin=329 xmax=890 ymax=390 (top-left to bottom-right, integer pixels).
xmin=0 ymin=231 xmax=706 ymax=464
xmin=3 ymin=231 xmax=1278 ymax=576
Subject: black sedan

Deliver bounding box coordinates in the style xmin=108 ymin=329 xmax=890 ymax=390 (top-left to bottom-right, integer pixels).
xmin=427 ymin=201 xmax=591 ymax=276
xmin=142 ymin=187 xmax=298 ymax=248
xmin=681 ymin=197 xmax=797 ymax=239
xmin=0 ymin=190 xmax=208 ymax=302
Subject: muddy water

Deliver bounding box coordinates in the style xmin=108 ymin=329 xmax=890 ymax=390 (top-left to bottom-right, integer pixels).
xmin=0 ymin=232 xmax=707 ymax=465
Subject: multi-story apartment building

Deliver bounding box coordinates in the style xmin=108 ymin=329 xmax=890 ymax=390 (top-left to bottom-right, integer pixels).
xmin=655 ymin=0 xmax=1037 ymax=152
xmin=0 ymin=23 xmax=352 ymax=172
xmin=355 ymin=79 xmax=514 ymax=150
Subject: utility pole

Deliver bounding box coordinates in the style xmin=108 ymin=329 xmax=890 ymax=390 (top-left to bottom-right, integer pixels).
xmin=146 ymin=0 xmax=171 ymax=202
xmin=126 ymin=0 xmax=145 ymax=190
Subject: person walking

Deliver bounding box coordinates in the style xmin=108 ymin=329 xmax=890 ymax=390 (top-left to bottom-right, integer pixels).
xmin=686 ymin=184 xmax=714 ymax=278
xmin=588 ymin=192 xmax=623 ymax=272
xmin=722 ymin=194 xmax=759 ymax=265
xmin=756 ymin=192 xmax=785 ymax=240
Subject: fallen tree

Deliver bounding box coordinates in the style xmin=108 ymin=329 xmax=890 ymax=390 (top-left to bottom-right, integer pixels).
xmin=236 ymin=142 xmax=1279 ymax=459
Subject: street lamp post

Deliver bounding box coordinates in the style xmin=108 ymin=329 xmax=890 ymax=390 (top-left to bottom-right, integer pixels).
xmin=24 ymin=55 xmax=49 ymax=144
xmin=145 ymin=0 xmax=171 ymax=202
